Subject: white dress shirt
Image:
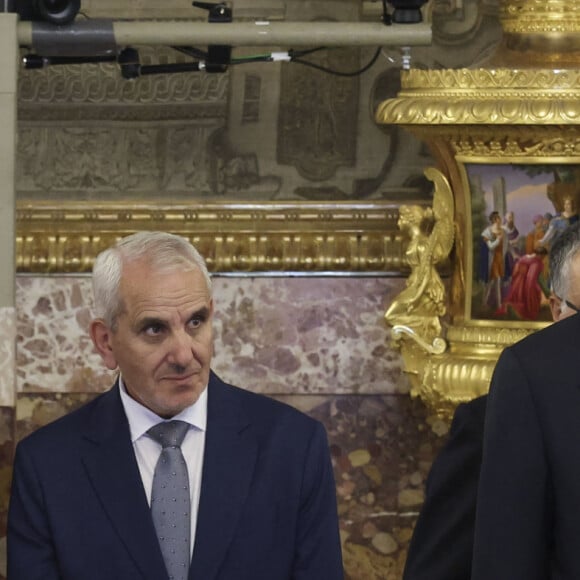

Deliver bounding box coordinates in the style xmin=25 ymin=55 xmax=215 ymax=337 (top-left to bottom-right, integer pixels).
xmin=118 ymin=377 xmax=207 ymax=558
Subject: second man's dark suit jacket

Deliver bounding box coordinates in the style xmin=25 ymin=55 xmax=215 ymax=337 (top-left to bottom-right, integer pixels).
xmin=403 ymin=394 xmax=487 ymax=580
xmin=473 ymin=312 xmax=580 ymax=579
xmin=8 ymin=371 xmax=344 ymax=580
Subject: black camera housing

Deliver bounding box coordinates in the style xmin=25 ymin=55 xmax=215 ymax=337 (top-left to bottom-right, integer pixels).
xmin=388 ymin=0 xmax=428 ymax=24
xmin=14 ymin=0 xmax=81 ymax=25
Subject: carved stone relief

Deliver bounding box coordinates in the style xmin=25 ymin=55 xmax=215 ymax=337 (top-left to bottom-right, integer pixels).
xmin=17 ymin=124 xmax=224 ymax=199
xmin=277 ymin=47 xmax=359 ymax=185
xmin=16 ymin=0 xmax=503 ymax=203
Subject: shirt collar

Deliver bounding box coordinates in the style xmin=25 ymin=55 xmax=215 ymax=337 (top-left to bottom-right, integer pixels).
xmin=118 ymin=375 xmax=208 ymax=443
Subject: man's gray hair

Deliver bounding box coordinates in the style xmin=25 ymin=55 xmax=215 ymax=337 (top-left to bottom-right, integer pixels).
xmin=92 ymin=231 xmax=212 ymax=328
xmin=549 ymin=220 xmax=580 ymax=300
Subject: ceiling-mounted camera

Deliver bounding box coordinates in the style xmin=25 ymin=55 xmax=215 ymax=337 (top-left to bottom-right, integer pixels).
xmin=14 ymin=0 xmax=81 ymax=25
xmin=387 ymin=0 xmax=428 ymax=24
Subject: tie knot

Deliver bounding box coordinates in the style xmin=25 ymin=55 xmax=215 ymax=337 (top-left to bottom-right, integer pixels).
xmin=147 ymin=420 xmax=189 ymax=448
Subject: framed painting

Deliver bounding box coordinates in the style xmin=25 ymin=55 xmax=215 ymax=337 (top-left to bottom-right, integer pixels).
xmin=464 ymin=163 xmax=580 ymax=324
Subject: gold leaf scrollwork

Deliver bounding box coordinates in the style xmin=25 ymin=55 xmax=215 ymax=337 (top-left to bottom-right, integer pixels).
xmin=390 ymin=325 xmax=448 ymax=355
xmin=385 ymin=167 xmax=455 ymax=395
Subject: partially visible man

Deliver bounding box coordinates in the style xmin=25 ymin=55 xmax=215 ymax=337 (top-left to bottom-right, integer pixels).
xmin=8 ymin=231 xmax=344 ymax=580
xmin=471 ymin=216 xmax=580 ymax=579
xmin=403 ymin=220 xmax=580 ymax=580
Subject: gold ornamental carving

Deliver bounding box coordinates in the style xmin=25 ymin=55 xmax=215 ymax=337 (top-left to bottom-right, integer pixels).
xmin=385 ymin=167 xmax=453 ymax=350
xmin=16 ymin=201 xmax=409 ymax=274
xmin=448 ymin=127 xmax=580 ymax=160
xmin=375 ymin=69 xmax=580 ymax=127
xmin=500 ymin=0 xmax=580 ymax=34
xmin=377 ymin=0 xmax=580 ymax=417
xmin=385 ymin=168 xmax=455 ymax=415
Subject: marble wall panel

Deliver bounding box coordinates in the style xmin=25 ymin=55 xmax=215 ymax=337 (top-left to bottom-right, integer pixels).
xmin=279 ymin=393 xmax=449 ymax=579
xmin=16 ymin=275 xmax=408 ymax=395
xmin=211 ymin=276 xmax=407 ymax=395
xmin=0 ymin=406 xmax=15 ymax=580
xmin=16 ymin=276 xmax=112 ymax=393
xmin=0 ymin=308 xmax=15 ymax=407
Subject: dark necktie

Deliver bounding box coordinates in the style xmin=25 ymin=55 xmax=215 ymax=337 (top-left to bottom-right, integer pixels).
xmin=147 ymin=420 xmax=191 ymax=580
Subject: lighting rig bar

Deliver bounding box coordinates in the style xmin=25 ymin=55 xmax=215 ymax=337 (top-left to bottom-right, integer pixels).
xmin=16 ymin=0 xmax=431 ymax=77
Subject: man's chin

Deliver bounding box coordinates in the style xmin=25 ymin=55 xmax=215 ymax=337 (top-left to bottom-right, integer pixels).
xmin=156 ymin=397 xmax=197 ymax=419
xmin=170 ymin=384 xmax=204 ymax=407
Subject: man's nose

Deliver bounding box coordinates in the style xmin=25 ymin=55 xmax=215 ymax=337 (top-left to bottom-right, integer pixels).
xmin=167 ymin=330 xmax=195 ymax=367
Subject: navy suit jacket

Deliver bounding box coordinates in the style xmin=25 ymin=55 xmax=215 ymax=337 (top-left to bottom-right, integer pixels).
xmin=473 ymin=312 xmax=580 ymax=579
xmin=403 ymin=395 xmax=487 ymax=580
xmin=8 ymin=372 xmax=344 ymax=580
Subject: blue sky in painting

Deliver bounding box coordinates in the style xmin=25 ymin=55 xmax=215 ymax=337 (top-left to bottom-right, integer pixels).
xmin=467 ymin=164 xmax=557 ymax=233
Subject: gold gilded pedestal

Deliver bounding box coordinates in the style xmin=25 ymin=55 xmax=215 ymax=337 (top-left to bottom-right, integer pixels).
xmin=377 ymin=0 xmax=580 ymax=417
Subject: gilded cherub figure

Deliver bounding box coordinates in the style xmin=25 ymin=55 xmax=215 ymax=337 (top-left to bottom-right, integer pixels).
xmin=385 ymin=168 xmax=454 ymax=352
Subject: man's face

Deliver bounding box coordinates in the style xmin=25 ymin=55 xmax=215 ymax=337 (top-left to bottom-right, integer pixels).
xmin=91 ymin=260 xmax=213 ymax=418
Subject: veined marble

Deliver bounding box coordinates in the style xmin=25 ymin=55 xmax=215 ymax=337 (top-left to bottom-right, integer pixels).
xmin=16 ymin=275 xmax=407 ymax=395
xmin=211 ymin=277 xmax=407 ymax=395
xmin=0 ymin=308 xmax=15 ymax=407
xmin=16 ymin=276 xmax=114 ymax=393
xmin=0 ymin=406 xmax=15 ymax=580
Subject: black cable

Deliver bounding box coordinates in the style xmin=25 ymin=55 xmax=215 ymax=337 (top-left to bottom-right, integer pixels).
xmin=288 ymin=46 xmax=327 ymax=59
xmin=171 ymin=46 xmax=209 ymax=60
xmin=229 ymin=55 xmax=274 ymax=64
xmin=289 ymin=46 xmax=381 ymax=77
xmin=165 ymin=44 xmax=382 ymax=76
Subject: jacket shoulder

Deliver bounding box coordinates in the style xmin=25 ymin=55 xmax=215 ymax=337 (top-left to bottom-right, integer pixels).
xmin=210 ymin=372 xmax=321 ymax=431
xmin=16 ymin=387 xmax=114 ymax=452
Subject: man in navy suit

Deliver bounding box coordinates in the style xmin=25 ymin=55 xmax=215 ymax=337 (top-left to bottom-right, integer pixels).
xmin=471 ymin=217 xmax=580 ymax=578
xmin=8 ymin=231 xmax=344 ymax=580
xmin=403 ymin=220 xmax=580 ymax=580
xmin=471 ymin=220 xmax=580 ymax=578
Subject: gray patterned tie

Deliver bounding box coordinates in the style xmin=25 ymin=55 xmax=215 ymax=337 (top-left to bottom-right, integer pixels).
xmin=147 ymin=420 xmax=191 ymax=580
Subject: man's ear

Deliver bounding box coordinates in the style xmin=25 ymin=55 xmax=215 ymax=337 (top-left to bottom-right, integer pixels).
xmin=549 ymin=294 xmax=563 ymax=322
xmin=90 ymin=319 xmax=118 ymax=370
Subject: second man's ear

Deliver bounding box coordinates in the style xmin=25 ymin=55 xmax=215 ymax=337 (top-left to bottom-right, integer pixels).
xmin=549 ymin=294 xmax=564 ymax=322
xmin=89 ymin=319 xmax=119 ymax=371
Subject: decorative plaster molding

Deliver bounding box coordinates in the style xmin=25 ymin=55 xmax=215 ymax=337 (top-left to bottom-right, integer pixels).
xmin=18 ymin=47 xmax=229 ymax=122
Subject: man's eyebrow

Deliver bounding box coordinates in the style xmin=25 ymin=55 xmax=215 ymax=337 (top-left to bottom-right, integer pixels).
xmin=135 ymin=316 xmax=167 ymax=331
xmin=190 ymin=306 xmax=211 ymax=320
xmin=135 ymin=307 xmax=210 ymax=329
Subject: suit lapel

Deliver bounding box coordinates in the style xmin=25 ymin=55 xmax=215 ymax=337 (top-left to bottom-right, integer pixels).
xmin=189 ymin=373 xmax=257 ymax=580
xmin=80 ymin=385 xmax=168 ymax=580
